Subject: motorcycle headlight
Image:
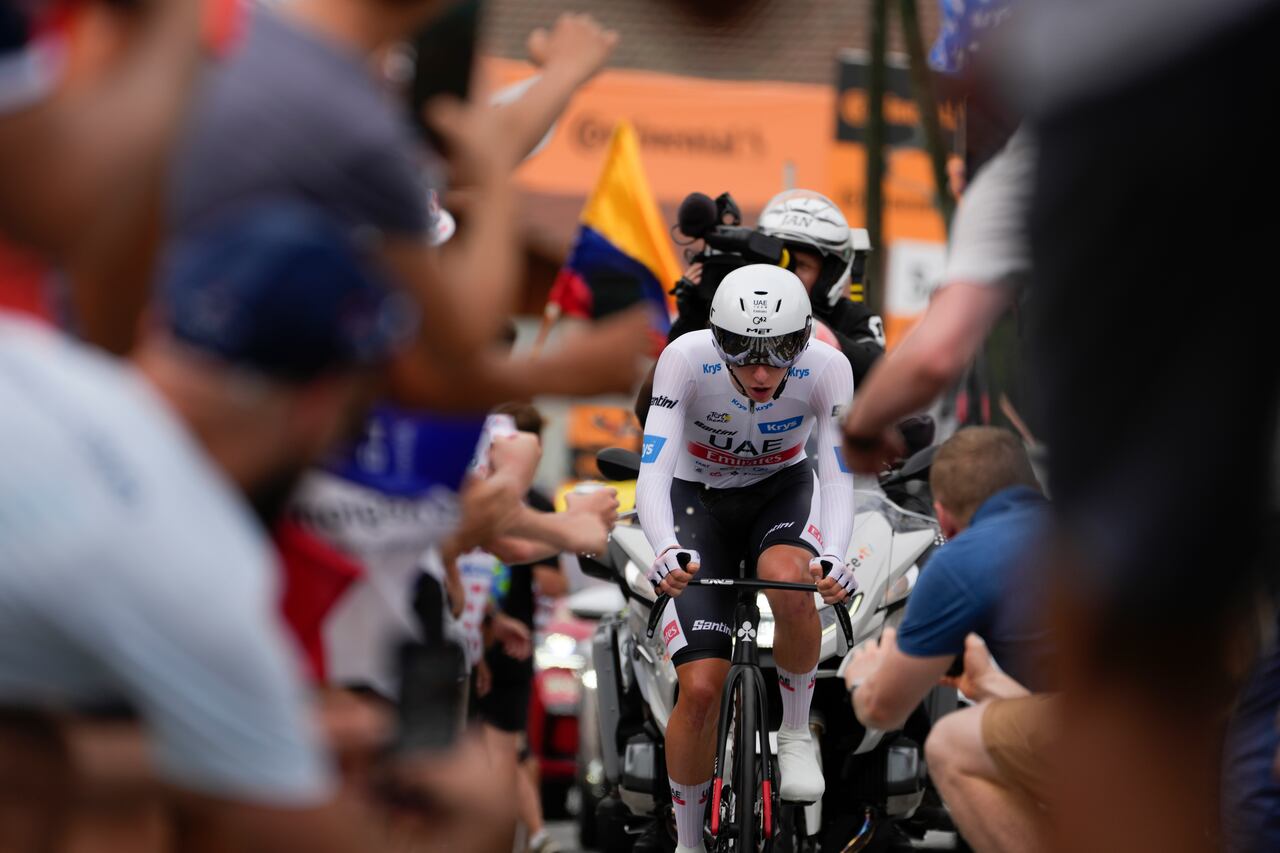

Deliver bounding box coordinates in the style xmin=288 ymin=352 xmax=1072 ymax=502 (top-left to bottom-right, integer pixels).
xmin=534 ymin=632 xmax=587 ymax=671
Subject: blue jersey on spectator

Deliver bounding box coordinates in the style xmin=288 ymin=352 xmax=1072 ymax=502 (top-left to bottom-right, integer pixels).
xmin=896 ymin=485 xmax=1052 ymax=690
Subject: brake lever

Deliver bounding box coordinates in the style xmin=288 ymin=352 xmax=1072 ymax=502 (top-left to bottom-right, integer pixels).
xmin=645 ymin=553 xmax=691 ymax=639
xmin=834 ymin=597 xmax=854 ymax=650
xmin=646 ymin=592 xmax=670 ymax=639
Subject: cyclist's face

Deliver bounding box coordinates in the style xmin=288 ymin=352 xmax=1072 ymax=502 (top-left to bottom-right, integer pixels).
xmin=791 ymin=250 xmax=822 ymax=292
xmin=730 ymin=362 xmax=788 ymax=402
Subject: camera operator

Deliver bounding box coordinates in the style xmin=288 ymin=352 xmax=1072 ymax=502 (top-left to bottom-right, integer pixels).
xmin=635 ymin=189 xmax=884 ymax=425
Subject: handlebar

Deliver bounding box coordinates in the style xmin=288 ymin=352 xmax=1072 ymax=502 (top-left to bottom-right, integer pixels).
xmin=645 ymin=558 xmax=855 ymax=650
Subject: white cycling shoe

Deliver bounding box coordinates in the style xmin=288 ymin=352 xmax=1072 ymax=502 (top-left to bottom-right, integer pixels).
xmin=776 ymin=724 xmax=825 ymax=803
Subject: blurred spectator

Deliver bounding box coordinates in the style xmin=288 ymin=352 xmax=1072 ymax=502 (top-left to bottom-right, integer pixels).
xmin=170 ymin=0 xmax=648 ymax=410
xmin=0 ymin=201 xmax=404 ymax=850
xmin=842 ymin=427 xmax=1052 ymax=732
xmin=291 ymin=383 xmax=613 ymax=701
xmin=0 ymin=0 xmax=205 ymax=350
xmin=926 ymin=633 xmax=1055 ymax=853
xmin=841 ymin=128 xmax=1035 ymax=472
xmin=1000 ymin=0 xmax=1280 ymax=849
xmin=474 ymin=403 xmax=564 ymax=853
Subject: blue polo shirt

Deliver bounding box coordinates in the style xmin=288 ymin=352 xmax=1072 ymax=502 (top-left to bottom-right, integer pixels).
xmin=896 ymin=485 xmax=1052 ymax=690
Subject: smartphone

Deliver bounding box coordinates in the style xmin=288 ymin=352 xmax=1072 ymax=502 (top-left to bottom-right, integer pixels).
xmin=407 ymin=0 xmax=483 ymax=149
xmin=391 ymin=640 xmax=464 ymax=756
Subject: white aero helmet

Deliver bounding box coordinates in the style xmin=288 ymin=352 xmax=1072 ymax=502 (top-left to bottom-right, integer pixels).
xmin=709 ymin=265 xmax=813 ymax=369
xmin=757 ymin=188 xmax=869 ymax=309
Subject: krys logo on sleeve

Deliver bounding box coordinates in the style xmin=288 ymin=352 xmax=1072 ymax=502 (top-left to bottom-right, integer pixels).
xmin=641 ymin=435 xmax=667 ymax=463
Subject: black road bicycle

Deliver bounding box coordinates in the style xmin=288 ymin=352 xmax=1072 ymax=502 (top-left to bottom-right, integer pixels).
xmin=646 ymin=557 xmax=855 ymax=852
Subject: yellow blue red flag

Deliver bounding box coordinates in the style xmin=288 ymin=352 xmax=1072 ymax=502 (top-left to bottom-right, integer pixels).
xmin=548 ymin=121 xmax=679 ymax=332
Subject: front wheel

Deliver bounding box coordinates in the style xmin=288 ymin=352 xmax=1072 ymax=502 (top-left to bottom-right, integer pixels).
xmin=734 ymin=683 xmax=758 ymax=851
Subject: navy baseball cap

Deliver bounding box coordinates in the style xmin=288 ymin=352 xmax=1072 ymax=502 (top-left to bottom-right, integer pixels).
xmin=157 ymin=201 xmax=416 ymax=381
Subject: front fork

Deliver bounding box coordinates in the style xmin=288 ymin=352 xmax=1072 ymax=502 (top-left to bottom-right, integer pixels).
xmin=709 ymin=599 xmax=781 ymax=844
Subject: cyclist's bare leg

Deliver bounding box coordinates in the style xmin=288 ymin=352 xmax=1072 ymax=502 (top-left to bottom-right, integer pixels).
xmin=759 ymin=544 xmax=825 ymax=802
xmin=667 ymin=658 xmax=732 ymax=784
xmin=757 ymin=545 xmax=820 ymax=673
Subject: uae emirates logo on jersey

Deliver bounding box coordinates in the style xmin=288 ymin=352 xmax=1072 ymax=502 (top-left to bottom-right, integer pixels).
xmin=687 ymin=441 xmax=803 ymax=468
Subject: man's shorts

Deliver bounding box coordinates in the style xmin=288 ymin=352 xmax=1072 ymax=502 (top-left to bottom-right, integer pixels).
xmin=658 ymin=462 xmax=822 ymax=666
xmin=981 ymin=694 xmax=1060 ymax=806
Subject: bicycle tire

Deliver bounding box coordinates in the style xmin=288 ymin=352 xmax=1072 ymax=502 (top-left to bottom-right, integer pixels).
xmin=735 ymin=673 xmax=758 ymax=851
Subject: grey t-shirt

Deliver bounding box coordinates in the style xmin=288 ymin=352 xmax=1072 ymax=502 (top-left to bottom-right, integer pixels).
xmin=170 ymin=4 xmax=429 ymax=237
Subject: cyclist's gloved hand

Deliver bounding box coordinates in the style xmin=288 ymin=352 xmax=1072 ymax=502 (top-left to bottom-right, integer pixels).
xmin=648 ymin=547 xmax=700 ymax=596
xmin=810 ymin=554 xmax=858 ymax=605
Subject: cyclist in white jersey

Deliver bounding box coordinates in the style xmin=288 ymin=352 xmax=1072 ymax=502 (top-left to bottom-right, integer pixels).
xmin=635 ymin=264 xmax=858 ymax=853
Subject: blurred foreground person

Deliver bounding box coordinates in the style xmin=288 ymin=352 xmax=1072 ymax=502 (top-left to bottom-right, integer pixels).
xmin=841 ymin=127 xmax=1035 ymax=472
xmin=172 ymin=0 xmax=649 ymax=410
xmin=1003 ymin=0 xmax=1280 ymax=850
xmin=0 ymin=0 xmax=206 ymax=349
xmin=0 ymin=202 xmax=405 ymax=851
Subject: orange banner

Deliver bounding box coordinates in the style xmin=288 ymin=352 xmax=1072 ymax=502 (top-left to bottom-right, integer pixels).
xmin=483 ymin=58 xmax=834 ymax=211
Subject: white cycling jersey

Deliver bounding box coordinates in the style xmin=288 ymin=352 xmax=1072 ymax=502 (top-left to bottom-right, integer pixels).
xmin=636 ymin=329 xmax=856 ymax=558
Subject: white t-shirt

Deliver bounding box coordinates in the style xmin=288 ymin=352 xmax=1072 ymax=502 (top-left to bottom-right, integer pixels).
xmin=941 ymin=126 xmax=1036 ymax=291
xmin=0 ymin=316 xmax=332 ymax=806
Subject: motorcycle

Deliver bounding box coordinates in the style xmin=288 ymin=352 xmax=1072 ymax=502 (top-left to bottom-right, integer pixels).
xmin=576 ymin=441 xmax=955 ymax=851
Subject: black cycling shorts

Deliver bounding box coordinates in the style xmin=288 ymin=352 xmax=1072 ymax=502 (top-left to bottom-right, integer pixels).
xmin=658 ymin=461 xmax=822 ymax=666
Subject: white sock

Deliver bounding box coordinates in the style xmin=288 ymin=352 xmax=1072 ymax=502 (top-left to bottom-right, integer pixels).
xmin=777 ymin=666 xmax=817 ymax=730
xmin=669 ymin=777 xmax=711 ymax=848
xmin=527 ymin=828 xmax=547 ymax=848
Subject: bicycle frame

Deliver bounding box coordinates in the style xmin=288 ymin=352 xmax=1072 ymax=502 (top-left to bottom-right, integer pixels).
xmin=646 ymin=578 xmax=854 ymax=850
